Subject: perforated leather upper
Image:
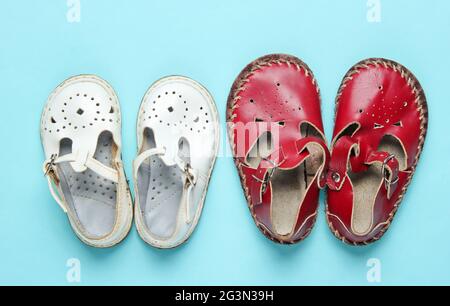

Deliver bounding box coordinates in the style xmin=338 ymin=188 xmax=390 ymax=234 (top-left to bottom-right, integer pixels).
xmin=41 ymin=75 xmax=132 ymax=248
xmin=41 ymin=75 xmax=122 ymax=169
xmin=227 ymin=54 xmax=329 ymax=244
xmin=326 ymin=59 xmax=428 ymax=245
xmin=134 ymin=76 xmax=219 ymax=248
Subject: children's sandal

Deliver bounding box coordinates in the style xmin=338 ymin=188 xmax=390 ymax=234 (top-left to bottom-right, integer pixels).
xmin=41 ymin=75 xmax=133 ymax=248
xmin=133 ymin=76 xmax=219 ymax=249
xmin=326 ymin=59 xmax=428 ymax=245
xmin=227 ymin=54 xmax=329 ymax=244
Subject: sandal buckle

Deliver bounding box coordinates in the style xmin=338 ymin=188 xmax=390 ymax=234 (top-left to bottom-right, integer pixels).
xmin=44 ymin=154 xmax=58 ymax=177
xmin=381 ymin=154 xmax=399 ymax=189
xmin=252 ymin=158 xmax=280 ymax=194
xmin=184 ymin=163 xmax=196 ymax=187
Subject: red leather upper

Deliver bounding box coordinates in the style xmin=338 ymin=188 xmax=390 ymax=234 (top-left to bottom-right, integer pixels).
xmin=326 ymin=59 xmax=427 ymax=244
xmin=228 ymin=54 xmax=329 ymax=243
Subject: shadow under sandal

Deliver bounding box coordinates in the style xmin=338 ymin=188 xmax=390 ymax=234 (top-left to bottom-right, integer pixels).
xmin=133 ymin=76 xmax=219 ymax=249
xmin=227 ymin=54 xmax=330 ymax=244
xmin=41 ymin=75 xmax=133 ymax=248
xmin=326 ymin=59 xmax=428 ymax=245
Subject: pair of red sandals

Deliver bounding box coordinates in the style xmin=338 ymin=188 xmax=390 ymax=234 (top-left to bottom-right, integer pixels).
xmin=227 ymin=54 xmax=428 ymax=245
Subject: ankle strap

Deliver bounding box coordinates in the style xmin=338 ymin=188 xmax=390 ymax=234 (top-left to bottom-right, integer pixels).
xmin=43 ymin=152 xmax=120 ymax=212
xmin=327 ymin=136 xmax=400 ymax=199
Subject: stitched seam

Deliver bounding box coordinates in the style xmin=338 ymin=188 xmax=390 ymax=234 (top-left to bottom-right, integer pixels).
xmin=226 ymin=54 xmax=320 ymax=244
xmin=328 ymin=58 xmax=428 ymax=246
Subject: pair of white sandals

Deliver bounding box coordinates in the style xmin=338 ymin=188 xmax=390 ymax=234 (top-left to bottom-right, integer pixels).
xmin=41 ymin=75 xmax=219 ymax=248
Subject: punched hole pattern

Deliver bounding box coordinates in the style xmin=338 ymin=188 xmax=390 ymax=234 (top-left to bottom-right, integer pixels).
xmin=64 ymin=133 xmax=117 ymax=206
xmin=245 ymin=81 xmax=304 ymax=123
xmin=142 ymin=156 xmax=183 ymax=212
xmin=42 ymin=92 xmax=119 ymax=135
xmin=139 ymin=88 xmax=212 ymax=134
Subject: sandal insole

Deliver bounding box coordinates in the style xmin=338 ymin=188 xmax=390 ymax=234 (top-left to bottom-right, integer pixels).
xmin=350 ymin=166 xmax=382 ymax=235
xmin=138 ymin=130 xmax=186 ymax=240
xmin=58 ymin=132 xmax=117 ymax=238
xmin=271 ymin=165 xmax=307 ymax=236
xmin=246 ymin=128 xmax=324 ymax=236
xmin=350 ymin=135 xmax=406 ymax=235
xmin=140 ymin=158 xmax=183 ymax=239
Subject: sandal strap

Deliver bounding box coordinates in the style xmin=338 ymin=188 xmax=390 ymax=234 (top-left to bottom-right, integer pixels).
xmin=326 ymin=136 xmax=360 ymax=190
xmin=174 ymin=155 xmax=199 ymax=224
xmin=175 ymin=156 xmax=199 ymax=224
xmin=250 ymin=136 xmax=328 ymax=206
xmin=133 ymin=147 xmax=167 ymax=178
xmin=327 ymin=136 xmax=400 ymax=198
xmin=44 ymin=174 xmax=68 ymax=213
xmin=44 ymin=153 xmax=119 ymax=183
xmin=133 ymin=147 xmax=199 ymax=224
xmin=250 ymin=147 xmax=287 ymax=206
xmin=295 ymin=137 xmax=330 ymax=189
xmin=248 ymin=136 xmax=329 ymax=236
xmin=42 ymin=152 xmax=119 ymax=213
xmin=366 ymin=151 xmax=400 ymax=200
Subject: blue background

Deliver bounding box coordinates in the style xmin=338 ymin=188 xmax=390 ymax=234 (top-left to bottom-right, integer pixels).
xmin=0 ymin=0 xmax=449 ymax=286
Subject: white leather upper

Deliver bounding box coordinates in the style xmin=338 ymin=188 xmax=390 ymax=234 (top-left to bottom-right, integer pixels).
xmin=41 ymin=75 xmax=133 ymax=248
xmin=41 ymin=75 xmax=122 ymax=167
xmin=134 ymin=76 xmax=219 ymax=248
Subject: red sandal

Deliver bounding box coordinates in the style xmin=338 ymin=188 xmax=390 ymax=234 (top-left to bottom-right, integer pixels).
xmin=326 ymin=58 xmax=428 ymax=245
xmin=227 ymin=54 xmax=329 ymax=244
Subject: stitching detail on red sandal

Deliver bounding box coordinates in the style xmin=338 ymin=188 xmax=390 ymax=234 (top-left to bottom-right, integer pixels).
xmin=326 ymin=58 xmax=428 ymax=246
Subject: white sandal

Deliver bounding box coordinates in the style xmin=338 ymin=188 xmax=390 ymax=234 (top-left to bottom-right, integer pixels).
xmin=40 ymin=75 xmax=133 ymax=248
xmin=133 ymin=76 xmax=219 ymax=248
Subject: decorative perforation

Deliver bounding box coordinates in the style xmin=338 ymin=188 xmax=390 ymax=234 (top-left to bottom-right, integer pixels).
xmin=227 ymin=54 xmax=320 ymax=125
xmin=246 ymin=80 xmax=304 ymax=121
xmin=327 ymin=58 xmax=428 ymax=246
xmin=138 ymin=88 xmax=212 ymax=134
xmin=142 ymin=156 xmax=183 ymax=212
xmin=42 ymin=91 xmax=119 ymax=135
xmin=225 ymin=54 xmax=321 ymax=244
xmin=63 ymin=133 xmax=117 ymax=206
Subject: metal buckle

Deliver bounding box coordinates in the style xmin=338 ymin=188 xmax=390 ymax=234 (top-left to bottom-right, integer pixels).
xmin=381 ymin=154 xmax=399 ymax=189
xmin=44 ymin=154 xmax=58 ymax=177
xmin=252 ymin=158 xmax=279 ymax=194
xmin=184 ymin=162 xmax=196 ymax=187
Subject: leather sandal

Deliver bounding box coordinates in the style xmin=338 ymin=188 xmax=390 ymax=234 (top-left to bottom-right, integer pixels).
xmin=227 ymin=54 xmax=329 ymax=244
xmin=326 ymin=59 xmax=428 ymax=245
xmin=41 ymin=75 xmax=133 ymax=248
xmin=133 ymin=76 xmax=220 ymax=249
